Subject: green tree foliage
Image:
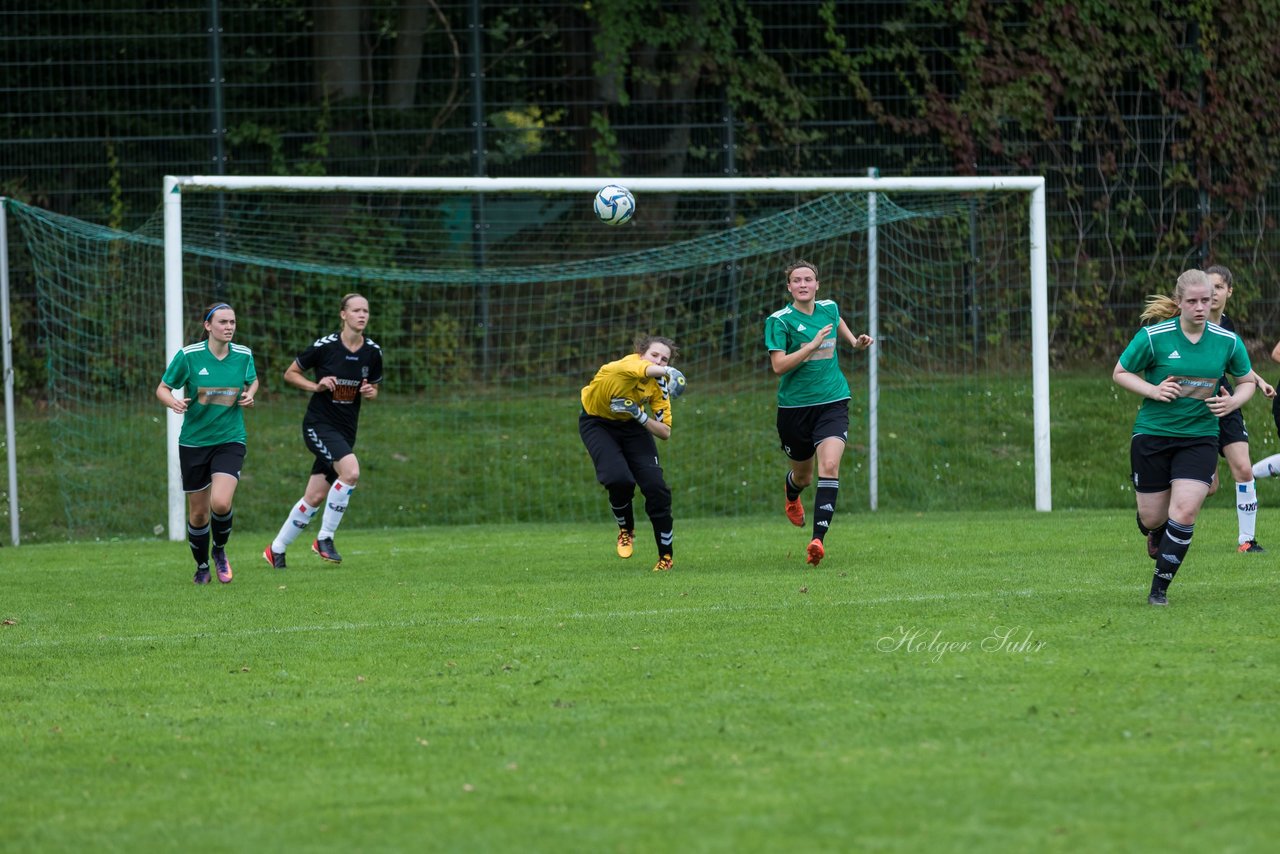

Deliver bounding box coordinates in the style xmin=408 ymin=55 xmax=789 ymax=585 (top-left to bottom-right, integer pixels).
xmin=818 ymin=0 xmax=1280 ymax=358
xmin=584 ymin=0 xmax=820 ymax=174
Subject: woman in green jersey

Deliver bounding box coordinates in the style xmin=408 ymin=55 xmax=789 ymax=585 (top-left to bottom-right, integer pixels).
xmin=764 ymin=260 xmax=873 ymax=568
xmin=156 ymin=302 xmax=259 ymax=585
xmin=1114 ymin=269 xmax=1255 ymax=606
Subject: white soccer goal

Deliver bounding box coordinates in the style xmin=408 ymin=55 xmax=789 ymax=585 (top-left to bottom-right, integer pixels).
xmin=160 ymin=174 xmax=1050 ymax=541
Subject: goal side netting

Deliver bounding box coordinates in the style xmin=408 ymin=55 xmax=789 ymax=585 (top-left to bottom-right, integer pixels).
xmin=8 ymin=176 xmax=1048 ymax=541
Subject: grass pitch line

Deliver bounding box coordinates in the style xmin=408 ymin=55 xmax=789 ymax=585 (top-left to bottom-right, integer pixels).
xmin=9 ymin=586 xmax=1038 ymax=649
xmin=13 ymin=573 xmax=1273 ymax=651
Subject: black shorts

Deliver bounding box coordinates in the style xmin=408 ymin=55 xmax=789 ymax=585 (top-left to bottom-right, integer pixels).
xmin=179 ymin=442 xmax=246 ymax=493
xmin=1130 ymin=434 xmax=1217 ymax=492
xmin=1218 ymin=408 xmax=1248 ymax=454
xmin=776 ymin=400 xmax=850 ymax=462
xmin=303 ymin=422 xmax=356 ymax=482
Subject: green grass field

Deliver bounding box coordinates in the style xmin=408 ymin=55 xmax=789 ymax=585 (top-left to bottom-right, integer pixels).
xmin=4 ymin=510 xmax=1279 ymax=852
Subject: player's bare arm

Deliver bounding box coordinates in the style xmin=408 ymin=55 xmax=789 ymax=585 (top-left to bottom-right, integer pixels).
xmin=645 ymin=416 xmax=672 ymax=441
xmin=770 ymin=324 xmax=832 ymax=375
xmin=1243 ymin=369 xmax=1275 ymax=398
xmin=1112 ymin=362 xmax=1181 ymax=402
xmin=837 ymin=318 xmax=873 ymax=350
xmin=1206 ymin=376 xmax=1257 ymax=417
xmin=155 ymin=382 xmax=190 ymax=414
xmin=239 ymin=378 xmax=259 ymax=408
xmin=284 ymin=360 xmax=335 ymax=394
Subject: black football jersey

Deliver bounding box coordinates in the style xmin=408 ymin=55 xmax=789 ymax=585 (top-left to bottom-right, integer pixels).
xmin=296 ymin=333 xmax=383 ymax=438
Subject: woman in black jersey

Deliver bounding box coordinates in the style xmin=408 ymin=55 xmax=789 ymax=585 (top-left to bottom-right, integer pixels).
xmin=264 ymin=293 xmax=383 ymax=568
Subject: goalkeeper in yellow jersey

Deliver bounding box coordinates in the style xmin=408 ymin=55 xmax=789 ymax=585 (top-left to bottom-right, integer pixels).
xmin=579 ymin=335 xmax=687 ymax=572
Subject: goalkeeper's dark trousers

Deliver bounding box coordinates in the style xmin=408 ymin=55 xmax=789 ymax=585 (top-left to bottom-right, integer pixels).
xmin=578 ymin=412 xmax=673 ymax=538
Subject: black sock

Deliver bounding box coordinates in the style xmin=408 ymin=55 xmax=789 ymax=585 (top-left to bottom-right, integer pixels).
xmin=188 ymin=522 xmax=211 ymax=570
xmin=812 ymin=478 xmax=839 ymax=541
xmin=609 ymin=493 xmax=635 ymax=533
xmin=1136 ymin=512 xmax=1166 ymax=540
xmin=1152 ymin=518 xmax=1194 ymax=595
xmin=785 ymin=471 xmax=803 ymax=502
xmin=652 ymin=515 xmax=674 ymax=558
xmin=211 ymin=509 xmax=234 ymax=550
xmin=1150 ymin=521 xmax=1167 ymax=545
xmin=1137 ymin=512 xmax=1166 ymax=559
xmin=604 ymin=483 xmax=634 ymax=530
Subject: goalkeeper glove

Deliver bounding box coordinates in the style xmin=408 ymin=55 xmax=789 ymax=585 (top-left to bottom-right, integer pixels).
xmin=610 ymin=397 xmax=648 ymax=425
xmin=662 ymin=366 xmax=687 ymax=399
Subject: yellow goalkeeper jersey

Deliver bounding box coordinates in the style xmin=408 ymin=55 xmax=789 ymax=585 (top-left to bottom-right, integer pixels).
xmin=580 ymin=353 xmax=674 ymax=426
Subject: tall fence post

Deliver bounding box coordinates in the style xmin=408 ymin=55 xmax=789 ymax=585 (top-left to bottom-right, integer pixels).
xmin=0 ymin=197 xmax=20 ymax=545
xmin=468 ymin=0 xmax=491 ymax=375
xmin=209 ymin=0 xmax=229 ymax=296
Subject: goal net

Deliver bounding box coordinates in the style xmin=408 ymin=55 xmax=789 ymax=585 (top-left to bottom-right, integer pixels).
xmin=9 ymin=176 xmax=1048 ymax=541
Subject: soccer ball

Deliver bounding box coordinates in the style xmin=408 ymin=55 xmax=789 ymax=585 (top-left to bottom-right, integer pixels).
xmin=593 ymin=184 xmax=636 ymax=226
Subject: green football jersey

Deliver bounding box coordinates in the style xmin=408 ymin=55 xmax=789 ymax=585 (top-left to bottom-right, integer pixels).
xmin=1118 ymin=319 xmax=1251 ymax=437
xmin=764 ymin=299 xmax=851 ymax=407
xmin=161 ymin=340 xmax=257 ymax=446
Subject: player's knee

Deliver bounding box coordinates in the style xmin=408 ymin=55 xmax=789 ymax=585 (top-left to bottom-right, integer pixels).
xmin=335 ymin=457 xmax=360 ymax=486
xmin=640 ymin=480 xmax=672 ymax=512
xmin=606 ymin=480 xmax=636 ymax=502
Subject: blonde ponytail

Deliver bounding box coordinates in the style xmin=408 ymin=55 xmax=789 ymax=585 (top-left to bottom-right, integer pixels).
xmin=1139 ymin=294 xmax=1180 ymax=324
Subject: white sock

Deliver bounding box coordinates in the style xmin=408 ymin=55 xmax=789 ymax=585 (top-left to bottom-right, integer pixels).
xmin=318 ymin=480 xmax=354 ymax=540
xmin=272 ymin=499 xmax=319 ymax=552
xmin=1236 ymin=480 xmax=1258 ymax=545
xmin=1253 ymin=454 xmax=1280 ymax=479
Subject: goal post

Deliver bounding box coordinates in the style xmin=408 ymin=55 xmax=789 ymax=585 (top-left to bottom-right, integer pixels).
xmin=162 ymin=174 xmax=1051 ymax=541
xmin=0 ymin=197 xmax=19 ymax=546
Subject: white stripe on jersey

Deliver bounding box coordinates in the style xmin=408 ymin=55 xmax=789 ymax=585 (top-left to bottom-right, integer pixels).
xmin=1141 ymin=320 xmax=1176 ymax=357
xmin=771 ymin=299 xmax=836 ymax=319
xmin=1141 ymin=318 xmax=1243 ymax=362
xmin=308 ymin=332 xmax=380 ymax=350
xmin=230 ymin=342 xmax=253 ymax=355
xmin=1206 ymin=322 xmax=1245 ymax=362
